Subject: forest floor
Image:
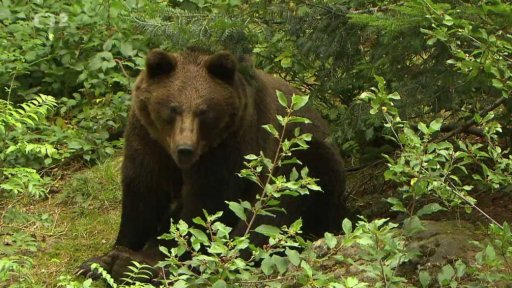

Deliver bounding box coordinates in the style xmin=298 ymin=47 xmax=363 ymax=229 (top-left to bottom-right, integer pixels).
xmin=2 ymin=157 xmax=511 ymax=287
xmin=2 ymin=157 xmax=122 ymax=287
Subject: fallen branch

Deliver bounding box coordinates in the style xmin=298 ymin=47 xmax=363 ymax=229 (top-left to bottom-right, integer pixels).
xmin=438 ymin=124 xmax=484 ymax=137
xmin=435 ymin=96 xmax=507 ymax=143
xmin=411 ymin=123 xmax=485 ymax=137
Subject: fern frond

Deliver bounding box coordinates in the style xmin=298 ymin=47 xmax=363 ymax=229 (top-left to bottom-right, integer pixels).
xmin=0 ymin=94 xmax=56 ymax=132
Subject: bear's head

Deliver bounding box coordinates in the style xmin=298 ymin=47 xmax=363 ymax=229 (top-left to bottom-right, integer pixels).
xmin=132 ymin=49 xmax=247 ymax=169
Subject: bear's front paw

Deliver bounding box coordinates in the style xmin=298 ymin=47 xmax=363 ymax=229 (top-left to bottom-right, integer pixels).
xmin=76 ymin=247 xmax=163 ymax=284
xmin=75 ymin=254 xmax=113 ymax=280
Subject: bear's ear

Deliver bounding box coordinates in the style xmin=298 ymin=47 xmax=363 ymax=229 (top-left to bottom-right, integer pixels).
xmin=146 ymin=49 xmax=177 ymax=79
xmin=205 ymin=51 xmax=237 ymax=83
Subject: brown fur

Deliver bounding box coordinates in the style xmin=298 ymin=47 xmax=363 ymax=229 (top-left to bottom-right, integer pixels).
xmin=77 ymin=48 xmax=347 ymax=282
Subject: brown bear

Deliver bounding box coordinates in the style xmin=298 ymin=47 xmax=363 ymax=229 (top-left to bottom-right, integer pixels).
xmin=77 ymin=48 xmax=347 ymax=281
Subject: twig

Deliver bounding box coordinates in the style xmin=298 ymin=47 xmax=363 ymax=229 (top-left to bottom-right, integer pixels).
xmin=114 ymin=58 xmax=132 ymax=89
xmin=410 ymin=123 xmax=485 ymax=137
xmin=374 ymin=233 xmax=389 ymax=287
xmin=449 ymin=185 xmax=502 ymax=229
xmin=243 ymin=108 xmax=291 ymax=236
xmin=436 ymin=96 xmax=507 ymax=143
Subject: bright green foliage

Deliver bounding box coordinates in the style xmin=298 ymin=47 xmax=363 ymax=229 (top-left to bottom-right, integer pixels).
xmin=0 ymin=255 xmax=34 ymax=286
xmin=0 ymin=95 xmax=57 ymax=167
xmin=0 ymin=168 xmax=49 ymax=198
xmin=340 ymin=218 xmax=412 ymax=287
xmin=0 ymin=94 xmax=56 ymax=200
xmin=0 ymin=229 xmax=39 ymax=285
xmin=0 ymin=1 xmax=146 ymax=102
xmin=0 ymin=1 xmax=150 ymax=165
xmin=469 ymin=222 xmax=512 ymax=284
xmin=360 ymin=75 xmax=512 ymax=218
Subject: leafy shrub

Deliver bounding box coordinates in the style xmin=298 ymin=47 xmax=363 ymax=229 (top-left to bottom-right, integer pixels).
xmin=0 ymin=1 xmax=146 ymax=102
xmin=0 ymin=0 xmax=150 ymax=165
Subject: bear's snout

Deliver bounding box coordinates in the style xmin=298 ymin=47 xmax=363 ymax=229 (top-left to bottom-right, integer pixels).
xmin=167 ymin=113 xmax=201 ymax=168
xmin=176 ymin=144 xmax=196 ymax=166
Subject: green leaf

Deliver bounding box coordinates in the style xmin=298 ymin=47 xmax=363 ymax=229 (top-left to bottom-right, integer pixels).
xmin=192 ymin=217 xmax=206 ymax=227
xmin=484 ymin=244 xmax=496 ymax=259
xmin=374 ymin=75 xmax=386 ymax=89
xmin=300 ymin=166 xmax=309 ymax=178
xmin=289 ymin=168 xmax=299 ymax=181
xmin=324 ymin=232 xmax=337 ymax=249
xmin=437 ymin=264 xmax=455 ymax=285
xmin=285 ymin=248 xmax=301 ymax=266
xmin=255 ymin=224 xmax=281 ymax=238
xmin=417 ymin=122 xmax=429 ymax=134
xmin=306 ymin=184 xmax=322 ymax=191
xmin=276 ymin=115 xmax=285 ymax=126
xmin=429 ymin=118 xmax=443 ymax=132
xmin=403 ymin=216 xmax=425 ymax=236
xmin=454 ymin=259 xmax=466 ymax=277
xmin=491 ymin=79 xmax=503 ymax=89
xmin=103 ymin=38 xmax=113 ymax=51
xmin=272 ymin=255 xmax=288 ymax=274
xmin=209 ymin=242 xmax=228 ymax=254
xmin=443 ymin=14 xmax=454 ymax=26
xmin=345 ymin=277 xmax=360 ymax=287
xmin=189 ymin=228 xmax=209 ymax=243
xmin=419 ymin=271 xmax=431 ymax=288
xmin=261 ymin=257 xmax=275 ymax=275
xmin=120 ymin=42 xmax=134 ymax=57
xmin=276 ymin=90 xmax=288 ymax=108
xmin=262 ymin=124 xmax=279 ymax=138
xmin=358 ymin=91 xmax=375 ymax=102
xmin=289 ymin=219 xmax=302 ymax=233
xmin=173 ymin=280 xmax=188 ymax=288
xmin=280 ymin=57 xmax=292 ymax=68
xmin=417 ymin=203 xmax=446 ymax=217
xmin=88 ymin=57 xmax=103 ymax=71
xmin=300 ymin=261 xmax=313 ymax=278
xmin=342 ymin=218 xmax=353 ymax=234
xmin=227 ymin=201 xmax=247 ymax=221
xmin=212 ymin=279 xmax=227 ymax=288
xmin=291 ymin=94 xmax=309 ymax=110
xmin=386 ymin=197 xmax=407 ymax=213
xmin=177 ymin=220 xmax=189 ymax=235
xmin=244 ymin=154 xmax=258 ymax=160
xmin=287 ymin=116 xmax=312 ymax=124
xmin=68 ymin=141 xmax=83 ymax=150
xmin=388 ymin=92 xmax=401 ymax=100
xmin=0 ymin=6 xmax=12 ymax=20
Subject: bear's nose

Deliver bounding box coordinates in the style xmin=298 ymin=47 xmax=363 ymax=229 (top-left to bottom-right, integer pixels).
xmin=176 ymin=145 xmax=195 ymax=161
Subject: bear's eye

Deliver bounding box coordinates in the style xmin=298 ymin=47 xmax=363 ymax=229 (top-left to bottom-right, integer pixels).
xmin=169 ymin=105 xmax=181 ymax=115
xmin=195 ymin=107 xmax=208 ymax=118
xmin=164 ymin=105 xmax=181 ymax=122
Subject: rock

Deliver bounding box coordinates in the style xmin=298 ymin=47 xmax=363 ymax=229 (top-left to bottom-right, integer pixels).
xmin=407 ymin=220 xmax=481 ymax=266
